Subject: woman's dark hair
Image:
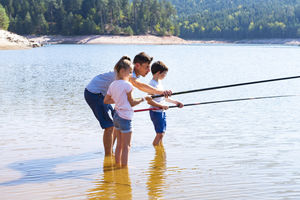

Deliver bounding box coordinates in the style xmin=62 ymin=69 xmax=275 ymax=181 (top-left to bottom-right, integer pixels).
xmin=151 ymin=61 xmax=168 ymax=74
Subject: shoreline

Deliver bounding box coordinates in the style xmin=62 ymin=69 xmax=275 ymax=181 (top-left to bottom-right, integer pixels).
xmin=27 ymin=35 xmax=300 ymax=46
xmin=26 ymin=35 xmax=300 ymax=46
xmin=1 ymin=31 xmax=300 ymax=50
xmin=26 ymin=35 xmax=189 ymax=45
xmin=0 ymin=30 xmax=40 ymax=50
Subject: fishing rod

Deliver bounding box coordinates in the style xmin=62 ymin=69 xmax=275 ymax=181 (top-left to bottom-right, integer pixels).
xmin=152 ymin=75 xmax=300 ymax=98
xmin=134 ymin=94 xmax=297 ymax=112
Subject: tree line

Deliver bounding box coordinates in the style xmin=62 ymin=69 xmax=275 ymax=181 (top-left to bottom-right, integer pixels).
xmin=0 ymin=0 xmax=178 ymax=36
xmin=1 ymin=0 xmax=300 ymax=39
xmin=170 ymin=0 xmax=300 ymax=39
xmin=0 ymin=3 xmax=9 ymax=29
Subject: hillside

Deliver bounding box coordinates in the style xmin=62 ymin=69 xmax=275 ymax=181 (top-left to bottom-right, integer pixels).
xmin=1 ymin=0 xmax=300 ymax=39
xmin=169 ymin=0 xmax=300 ymax=39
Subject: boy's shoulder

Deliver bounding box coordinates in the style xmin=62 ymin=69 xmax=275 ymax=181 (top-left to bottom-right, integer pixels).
xmin=149 ymin=78 xmax=156 ymax=83
xmin=149 ymin=79 xmax=160 ymax=86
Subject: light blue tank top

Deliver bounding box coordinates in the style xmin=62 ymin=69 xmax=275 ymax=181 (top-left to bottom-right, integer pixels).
xmin=86 ymin=70 xmax=139 ymax=95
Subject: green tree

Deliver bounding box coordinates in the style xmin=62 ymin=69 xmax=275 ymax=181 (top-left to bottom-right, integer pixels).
xmin=81 ymin=17 xmax=100 ymax=34
xmin=35 ymin=13 xmax=49 ymax=34
xmin=124 ymin=26 xmax=133 ymax=35
xmin=63 ymin=0 xmax=83 ymax=13
xmin=0 ymin=4 xmax=9 ymax=30
xmin=23 ymin=12 xmax=33 ymax=34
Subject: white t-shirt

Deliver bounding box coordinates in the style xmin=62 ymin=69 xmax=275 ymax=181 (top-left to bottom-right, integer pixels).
xmin=107 ymin=80 xmax=133 ymax=120
xmin=149 ymin=79 xmax=165 ymax=112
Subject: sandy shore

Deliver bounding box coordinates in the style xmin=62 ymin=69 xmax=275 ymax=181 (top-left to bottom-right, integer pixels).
xmin=1 ymin=30 xmax=300 ymax=50
xmin=26 ymin=34 xmax=190 ymax=45
xmin=0 ymin=30 xmax=40 ymax=50
xmin=28 ymin=35 xmax=300 ymax=46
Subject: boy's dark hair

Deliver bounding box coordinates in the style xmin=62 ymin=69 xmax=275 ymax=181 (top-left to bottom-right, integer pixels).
xmin=133 ymin=52 xmax=153 ymax=64
xmin=151 ymin=61 xmax=168 ymax=74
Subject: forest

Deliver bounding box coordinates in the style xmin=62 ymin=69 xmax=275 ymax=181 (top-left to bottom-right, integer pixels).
xmin=170 ymin=0 xmax=300 ymax=39
xmin=0 ymin=0 xmax=178 ymax=36
xmin=1 ymin=0 xmax=300 ymax=39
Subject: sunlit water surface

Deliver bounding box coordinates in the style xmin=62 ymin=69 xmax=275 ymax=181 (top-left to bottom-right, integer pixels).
xmin=1 ymin=44 xmax=300 ymax=200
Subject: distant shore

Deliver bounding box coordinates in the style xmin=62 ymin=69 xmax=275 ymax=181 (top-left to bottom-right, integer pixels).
xmin=26 ymin=34 xmax=190 ymax=45
xmin=27 ymin=35 xmax=300 ymax=46
xmin=1 ymin=30 xmax=300 ymax=50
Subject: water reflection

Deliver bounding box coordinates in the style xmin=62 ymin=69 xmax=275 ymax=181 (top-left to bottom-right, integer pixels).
xmin=147 ymin=146 xmax=167 ymax=200
xmin=88 ymin=156 xmax=132 ymax=200
xmin=0 ymin=152 xmax=99 ymax=186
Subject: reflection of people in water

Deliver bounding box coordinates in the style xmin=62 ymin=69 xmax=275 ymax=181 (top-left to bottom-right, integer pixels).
xmin=87 ymin=156 xmax=132 ymax=200
xmin=147 ymin=145 xmax=167 ymax=199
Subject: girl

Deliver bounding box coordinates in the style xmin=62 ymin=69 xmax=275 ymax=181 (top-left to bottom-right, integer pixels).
xmin=104 ymin=56 xmax=151 ymax=167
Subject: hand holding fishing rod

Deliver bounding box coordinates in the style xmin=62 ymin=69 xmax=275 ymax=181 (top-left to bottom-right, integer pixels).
xmin=144 ymin=93 xmax=184 ymax=111
xmin=151 ymin=75 xmax=300 ymax=98
xmin=161 ymin=90 xmax=172 ymax=97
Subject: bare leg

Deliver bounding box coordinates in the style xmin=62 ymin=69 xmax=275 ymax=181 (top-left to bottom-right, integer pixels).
xmin=103 ymin=126 xmax=114 ymax=156
xmin=121 ymin=132 xmax=132 ymax=167
xmin=113 ymin=130 xmax=117 ymax=146
xmin=115 ymin=130 xmax=122 ymax=166
xmin=152 ymin=133 xmax=164 ymax=146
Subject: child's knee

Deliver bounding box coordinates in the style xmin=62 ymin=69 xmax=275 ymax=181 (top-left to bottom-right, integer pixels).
xmin=123 ymin=143 xmax=131 ymax=150
xmin=157 ymin=133 xmax=164 ymax=138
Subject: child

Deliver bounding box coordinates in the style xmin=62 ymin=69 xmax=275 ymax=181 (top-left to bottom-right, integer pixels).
xmin=104 ymin=56 xmax=151 ymax=167
xmin=146 ymin=61 xmax=184 ymax=146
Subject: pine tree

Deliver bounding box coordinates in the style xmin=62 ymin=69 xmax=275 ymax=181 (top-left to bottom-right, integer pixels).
xmin=0 ymin=4 xmax=10 ymax=30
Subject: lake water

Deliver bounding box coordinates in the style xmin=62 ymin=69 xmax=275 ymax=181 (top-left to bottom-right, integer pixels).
xmin=1 ymin=44 xmax=300 ymax=200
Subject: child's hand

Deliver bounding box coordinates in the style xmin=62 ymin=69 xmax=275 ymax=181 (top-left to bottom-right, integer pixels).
xmin=144 ymin=96 xmax=152 ymax=101
xmin=177 ymin=102 xmax=184 ymax=108
xmin=161 ymin=105 xmax=169 ymax=110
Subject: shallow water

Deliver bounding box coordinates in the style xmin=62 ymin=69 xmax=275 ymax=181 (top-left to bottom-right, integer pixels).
xmin=1 ymin=44 xmax=300 ymax=199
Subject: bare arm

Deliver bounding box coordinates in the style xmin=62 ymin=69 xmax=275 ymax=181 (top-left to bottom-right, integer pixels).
xmin=103 ymin=94 xmax=115 ymax=104
xmin=165 ymin=97 xmax=177 ymax=104
xmin=129 ymin=77 xmax=163 ymax=94
xmin=129 ymin=77 xmax=172 ymax=97
xmin=146 ymin=99 xmax=169 ymax=110
xmin=165 ymin=98 xmax=184 ymax=108
xmin=127 ymin=89 xmax=144 ymax=107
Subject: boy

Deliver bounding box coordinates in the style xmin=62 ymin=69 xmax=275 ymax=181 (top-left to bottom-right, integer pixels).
xmin=146 ymin=61 xmax=183 ymax=146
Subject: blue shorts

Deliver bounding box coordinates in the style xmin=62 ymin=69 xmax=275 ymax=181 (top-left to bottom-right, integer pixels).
xmin=84 ymin=88 xmax=114 ymax=129
xmin=113 ymin=112 xmax=132 ymax=133
xmin=149 ymin=110 xmax=166 ymax=134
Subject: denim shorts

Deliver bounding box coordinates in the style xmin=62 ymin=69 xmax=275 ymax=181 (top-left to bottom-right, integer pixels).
xmin=149 ymin=110 xmax=166 ymax=134
xmin=113 ymin=112 xmax=132 ymax=133
xmin=84 ymin=88 xmax=114 ymax=129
